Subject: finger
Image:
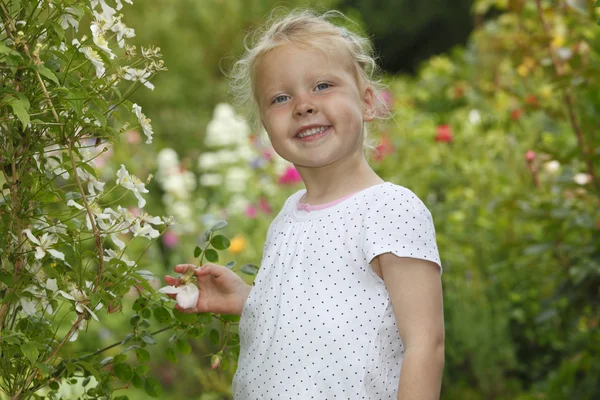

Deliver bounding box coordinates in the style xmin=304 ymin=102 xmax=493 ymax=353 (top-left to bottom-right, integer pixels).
xmin=164 ymin=275 xmax=181 ymax=286
xmin=174 ymin=304 xmax=198 ymax=313
xmin=194 ymin=263 xmax=224 ymax=278
xmin=174 ymin=264 xmax=198 ymax=274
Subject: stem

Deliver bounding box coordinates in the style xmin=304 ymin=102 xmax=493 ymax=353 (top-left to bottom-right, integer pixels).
xmin=534 ymin=0 xmax=598 ymax=192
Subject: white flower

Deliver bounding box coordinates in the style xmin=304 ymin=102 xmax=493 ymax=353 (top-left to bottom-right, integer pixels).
xmin=132 ymin=104 xmax=153 ymax=143
xmin=158 ymin=283 xmax=199 ymax=309
xmin=75 ymin=167 xmax=105 ymax=197
xmin=103 ymin=249 xmax=135 ymax=267
xmin=116 ymin=165 xmax=149 ymax=208
xmin=130 ymin=212 xmax=163 ymax=239
xmin=59 ymin=7 xmax=80 ymax=31
xmin=198 ymin=152 xmax=220 ymax=170
xmin=199 ymin=173 xmax=222 ymax=187
xmin=468 ymin=109 xmax=481 ymax=125
xmin=204 ymin=103 xmax=249 ymax=147
xmin=225 ymin=167 xmax=250 ymax=193
xmin=157 ymin=148 xmax=179 ymax=170
xmin=573 ymin=173 xmax=592 ymax=185
xmin=69 ymin=318 xmax=88 ymax=342
xmin=123 ymin=67 xmax=154 ymax=90
xmin=110 ymin=20 xmax=135 ymax=48
xmin=90 ymin=0 xmax=116 ymax=19
xmin=79 ymin=46 xmax=105 ymax=78
xmin=543 ymin=160 xmax=560 ymax=174
xmin=115 ymin=0 xmax=134 ymax=10
xmin=23 ymin=229 xmax=65 ymax=260
xmin=90 ymin=23 xmax=116 ymax=59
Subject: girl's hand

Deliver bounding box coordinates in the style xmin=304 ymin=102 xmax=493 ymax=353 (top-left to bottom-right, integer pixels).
xmin=164 ymin=263 xmax=252 ymax=315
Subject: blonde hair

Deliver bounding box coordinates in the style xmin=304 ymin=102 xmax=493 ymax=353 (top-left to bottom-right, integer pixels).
xmin=228 ymin=8 xmax=389 ymax=153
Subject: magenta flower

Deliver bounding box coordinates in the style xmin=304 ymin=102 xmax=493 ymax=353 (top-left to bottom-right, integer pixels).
xmin=162 ymin=230 xmax=179 ymax=249
xmin=278 ymin=166 xmax=302 ymax=185
xmin=245 ymin=205 xmax=258 ymax=218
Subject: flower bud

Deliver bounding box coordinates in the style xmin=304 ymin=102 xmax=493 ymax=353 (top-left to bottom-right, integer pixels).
xmin=211 ymin=353 xmax=222 ymax=369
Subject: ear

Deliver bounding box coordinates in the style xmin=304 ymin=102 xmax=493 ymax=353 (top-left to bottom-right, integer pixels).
xmin=362 ymin=86 xmax=376 ymax=122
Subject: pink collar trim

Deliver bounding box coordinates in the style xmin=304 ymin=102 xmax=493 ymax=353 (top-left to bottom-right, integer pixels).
xmin=296 ymin=192 xmax=356 ymax=212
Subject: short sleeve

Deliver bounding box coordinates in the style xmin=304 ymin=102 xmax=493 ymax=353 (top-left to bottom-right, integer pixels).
xmin=362 ymin=186 xmax=442 ymax=273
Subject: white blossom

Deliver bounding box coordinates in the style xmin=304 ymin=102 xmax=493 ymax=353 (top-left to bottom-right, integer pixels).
xmin=90 ymin=23 xmax=116 ymax=59
xmin=23 ymin=229 xmax=65 ymax=261
xmin=543 ymin=160 xmax=560 ymax=174
xmin=132 ymin=104 xmax=153 ymax=143
xmin=468 ymin=109 xmax=481 ymax=125
xmin=130 ymin=212 xmax=163 ymax=239
xmin=225 ymin=167 xmax=250 ymax=193
xmin=116 ymin=165 xmax=149 ymax=208
xmin=573 ymin=173 xmax=592 ymax=185
xmin=158 ymin=283 xmax=199 ymax=309
xmin=204 ymin=103 xmax=249 ymax=147
xmin=59 ymin=7 xmax=80 ymax=31
xmin=79 ymin=46 xmax=105 ymax=78
xmin=199 ymin=173 xmax=222 ymax=187
xmin=123 ymin=67 xmax=154 ymax=90
xmin=110 ymin=20 xmax=135 ymax=48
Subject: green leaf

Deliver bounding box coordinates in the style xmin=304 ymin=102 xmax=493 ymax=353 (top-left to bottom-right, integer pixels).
xmin=225 ymin=261 xmax=236 ymax=270
xmin=49 ymin=381 xmax=60 ymax=391
xmin=153 ymin=306 xmax=172 ymax=324
xmin=132 ymin=373 xmax=144 ymax=389
xmin=132 ymin=297 xmax=149 ymax=311
xmin=135 ymin=364 xmax=149 ymax=375
xmin=173 ymin=309 xmax=196 ymax=323
xmin=9 ymin=100 xmax=30 ymax=128
xmin=144 ymin=376 xmax=163 ymax=398
xmin=114 ymin=363 xmax=134 ymax=382
xmin=136 ymin=348 xmax=150 ymax=363
xmin=209 ymin=329 xmax=220 ymax=346
xmin=210 ymin=220 xmax=227 ymax=231
xmin=241 ymin=264 xmax=260 ymax=275
xmin=205 ymin=249 xmax=219 ymax=263
xmin=38 ymin=65 xmax=60 ymax=85
xmin=211 ymin=235 xmax=230 ymax=250
xmin=140 ymin=332 xmax=157 ymax=345
xmin=175 ymin=339 xmax=191 ymax=354
xmin=21 ymin=342 xmax=39 ymax=364
xmin=194 ymin=246 xmax=202 ymax=258
xmin=76 ymin=361 xmax=101 ymax=381
xmin=198 ymin=312 xmax=212 ymax=325
xmin=166 ymin=347 xmax=177 ymax=363
xmin=594 ymin=0 xmax=600 ymax=7
xmin=200 ymin=230 xmax=211 ymax=243
xmin=0 ymin=42 xmax=14 ymax=54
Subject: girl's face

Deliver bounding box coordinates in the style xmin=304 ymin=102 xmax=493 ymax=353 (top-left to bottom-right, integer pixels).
xmin=255 ymin=43 xmax=374 ymax=170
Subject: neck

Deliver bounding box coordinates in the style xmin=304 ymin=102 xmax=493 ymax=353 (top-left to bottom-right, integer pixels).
xmin=294 ymin=150 xmax=384 ymax=204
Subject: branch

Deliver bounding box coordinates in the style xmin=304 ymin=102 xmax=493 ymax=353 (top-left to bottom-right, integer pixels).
xmin=66 ymin=140 xmax=105 ymax=291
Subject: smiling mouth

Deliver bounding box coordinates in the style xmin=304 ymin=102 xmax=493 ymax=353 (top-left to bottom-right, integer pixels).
xmin=295 ymin=125 xmax=331 ymax=138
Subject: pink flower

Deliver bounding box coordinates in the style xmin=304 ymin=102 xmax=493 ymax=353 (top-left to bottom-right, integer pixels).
xmin=245 ymin=205 xmax=257 ymax=219
xmin=373 ymin=133 xmax=395 ymax=161
xmin=525 ymin=150 xmax=536 ymax=162
xmin=162 ymin=230 xmax=179 ymax=249
xmin=278 ymin=166 xmax=302 ymax=185
xmin=126 ymin=130 xmax=141 ymax=144
xmin=435 ymin=125 xmax=453 ymax=143
xmin=259 ymin=197 xmax=272 ymax=214
xmin=379 ymin=89 xmax=394 ymax=109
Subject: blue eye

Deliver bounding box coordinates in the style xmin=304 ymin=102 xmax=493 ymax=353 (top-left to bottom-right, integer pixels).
xmin=272 ymin=95 xmax=289 ymax=104
xmin=315 ymin=82 xmax=330 ymax=91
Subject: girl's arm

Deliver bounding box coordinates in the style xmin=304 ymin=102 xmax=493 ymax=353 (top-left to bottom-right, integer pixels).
xmin=377 ymin=253 xmax=445 ymax=400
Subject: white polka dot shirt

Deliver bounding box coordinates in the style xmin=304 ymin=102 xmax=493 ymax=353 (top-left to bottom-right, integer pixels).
xmin=232 ymin=182 xmax=442 ymax=399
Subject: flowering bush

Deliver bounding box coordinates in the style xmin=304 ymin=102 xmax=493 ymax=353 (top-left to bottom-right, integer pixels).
xmin=0 ymin=1 xmax=213 ymax=398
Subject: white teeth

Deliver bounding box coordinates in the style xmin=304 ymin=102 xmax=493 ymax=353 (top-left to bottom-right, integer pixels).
xmin=297 ymin=126 xmax=328 ymax=138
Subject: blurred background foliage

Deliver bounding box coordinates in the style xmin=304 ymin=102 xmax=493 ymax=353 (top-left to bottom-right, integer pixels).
xmin=64 ymin=0 xmax=600 ymax=398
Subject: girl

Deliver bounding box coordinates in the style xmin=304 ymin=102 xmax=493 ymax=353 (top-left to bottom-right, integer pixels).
xmin=165 ymin=9 xmax=444 ymax=400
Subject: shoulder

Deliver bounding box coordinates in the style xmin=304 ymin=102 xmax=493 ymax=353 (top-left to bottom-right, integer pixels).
xmin=364 ymin=183 xmax=430 ymax=213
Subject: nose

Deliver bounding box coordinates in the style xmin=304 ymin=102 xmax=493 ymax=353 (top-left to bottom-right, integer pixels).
xmin=294 ymin=96 xmax=317 ymax=117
